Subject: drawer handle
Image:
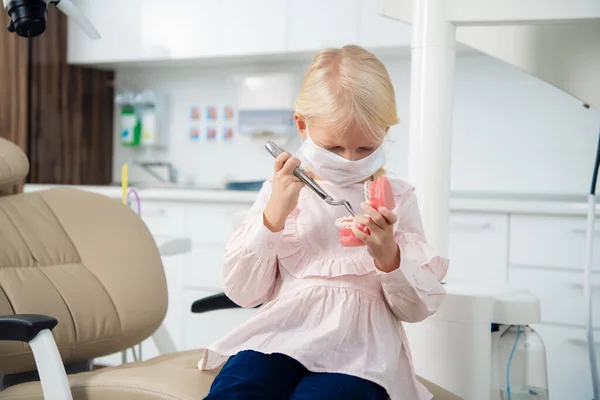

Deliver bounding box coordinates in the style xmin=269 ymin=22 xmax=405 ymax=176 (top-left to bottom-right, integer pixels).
xmin=572 ymin=228 xmax=600 ymax=235
xmin=143 ymin=208 xmax=167 ymax=217
xmin=450 ymin=222 xmax=492 ymax=231
xmin=569 ymin=282 xmax=600 ymax=290
xmin=568 ymin=337 xmax=600 ymax=346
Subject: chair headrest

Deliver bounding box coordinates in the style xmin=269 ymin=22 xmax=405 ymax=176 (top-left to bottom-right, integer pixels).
xmin=0 ymin=137 xmax=29 ymax=191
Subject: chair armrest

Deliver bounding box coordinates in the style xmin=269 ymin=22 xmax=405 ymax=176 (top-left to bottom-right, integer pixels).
xmin=0 ymin=314 xmax=72 ymax=400
xmin=0 ymin=314 xmax=58 ymax=342
xmin=190 ymin=293 xmax=260 ymax=314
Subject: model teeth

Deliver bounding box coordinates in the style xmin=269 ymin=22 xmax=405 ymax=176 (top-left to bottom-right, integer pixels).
xmin=364 ymin=180 xmax=370 ymax=201
xmin=335 ymin=216 xmax=354 ymax=228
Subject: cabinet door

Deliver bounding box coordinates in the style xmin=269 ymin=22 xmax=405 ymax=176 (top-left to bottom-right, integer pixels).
xmin=509 ymin=268 xmax=600 ymax=328
xmin=510 ymin=215 xmax=600 ymax=272
xmin=221 ymin=0 xmax=287 ymax=55
xmin=286 ymin=0 xmax=359 ymax=52
xmin=67 ymin=0 xmax=143 ymax=64
xmin=183 ymin=289 xmax=256 ymax=351
xmin=448 ymin=212 xmax=509 ymax=283
xmin=140 ymin=0 xmax=223 ymax=60
xmin=140 ymin=202 xmax=186 ymax=237
xmin=534 ymin=325 xmax=596 ymax=400
xmin=184 ymin=243 xmax=225 ymax=292
xmin=139 ymin=254 xmax=185 ymax=360
xmin=357 ymin=0 xmax=411 ymax=49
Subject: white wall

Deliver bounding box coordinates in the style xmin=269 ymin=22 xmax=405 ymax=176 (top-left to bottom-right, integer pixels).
xmin=113 ymin=54 xmax=600 ymax=195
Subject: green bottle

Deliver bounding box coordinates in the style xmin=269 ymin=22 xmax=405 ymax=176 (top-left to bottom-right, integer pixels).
xmin=117 ymin=92 xmax=141 ymax=147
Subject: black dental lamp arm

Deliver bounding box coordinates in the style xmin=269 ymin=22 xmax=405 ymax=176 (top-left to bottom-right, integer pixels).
xmin=3 ymin=0 xmax=100 ymax=39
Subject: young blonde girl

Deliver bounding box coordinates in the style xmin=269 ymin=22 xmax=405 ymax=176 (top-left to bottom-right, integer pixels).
xmin=200 ymin=45 xmax=448 ymax=400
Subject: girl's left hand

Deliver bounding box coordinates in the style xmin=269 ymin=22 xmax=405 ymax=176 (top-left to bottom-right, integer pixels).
xmin=352 ymin=203 xmax=400 ymax=273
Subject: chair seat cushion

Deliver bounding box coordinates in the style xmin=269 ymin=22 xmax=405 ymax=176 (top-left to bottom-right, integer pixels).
xmin=0 ymin=349 xmax=461 ymax=400
xmin=0 ymin=350 xmax=216 ymax=400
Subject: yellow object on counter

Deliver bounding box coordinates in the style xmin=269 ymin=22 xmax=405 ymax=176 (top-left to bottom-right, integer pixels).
xmin=121 ymin=163 xmax=128 ymax=205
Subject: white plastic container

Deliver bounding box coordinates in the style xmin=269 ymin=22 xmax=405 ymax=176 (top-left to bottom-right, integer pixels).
xmin=135 ymin=90 xmax=169 ymax=147
xmin=495 ymin=325 xmax=549 ymax=400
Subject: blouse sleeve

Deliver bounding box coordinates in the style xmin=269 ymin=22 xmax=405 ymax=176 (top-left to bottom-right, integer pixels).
xmin=375 ymin=188 xmax=448 ymax=323
xmin=221 ymin=179 xmax=282 ymax=308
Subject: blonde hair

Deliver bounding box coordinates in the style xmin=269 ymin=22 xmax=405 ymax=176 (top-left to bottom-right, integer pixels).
xmin=295 ymin=45 xmax=399 ymax=143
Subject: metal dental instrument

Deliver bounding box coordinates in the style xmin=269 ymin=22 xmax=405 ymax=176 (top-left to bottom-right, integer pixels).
xmin=265 ymin=141 xmax=355 ymax=217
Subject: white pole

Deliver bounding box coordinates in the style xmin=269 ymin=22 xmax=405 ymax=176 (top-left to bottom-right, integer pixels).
xmin=408 ymin=0 xmax=456 ymax=258
xmin=29 ymin=329 xmax=73 ymax=400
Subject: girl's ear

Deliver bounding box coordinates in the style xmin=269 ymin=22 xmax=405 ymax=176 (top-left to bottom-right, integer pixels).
xmin=294 ymin=113 xmax=307 ymax=139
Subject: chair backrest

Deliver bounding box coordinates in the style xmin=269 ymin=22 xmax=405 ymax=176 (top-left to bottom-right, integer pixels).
xmin=0 ymin=137 xmax=168 ymax=374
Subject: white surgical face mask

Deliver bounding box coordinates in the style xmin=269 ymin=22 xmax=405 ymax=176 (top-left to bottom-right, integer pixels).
xmin=297 ymin=127 xmax=386 ymax=187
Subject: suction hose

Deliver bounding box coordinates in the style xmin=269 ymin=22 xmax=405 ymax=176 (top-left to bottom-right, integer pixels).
xmin=586 ymin=130 xmax=600 ymax=400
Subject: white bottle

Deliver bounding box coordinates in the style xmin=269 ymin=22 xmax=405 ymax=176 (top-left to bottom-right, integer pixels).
xmin=136 ymin=90 xmax=161 ymax=147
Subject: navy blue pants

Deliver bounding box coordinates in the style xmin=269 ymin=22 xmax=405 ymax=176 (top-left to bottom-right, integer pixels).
xmin=204 ymin=350 xmax=388 ymax=400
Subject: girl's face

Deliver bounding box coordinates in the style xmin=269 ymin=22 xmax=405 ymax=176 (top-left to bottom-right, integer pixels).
xmin=294 ymin=114 xmax=386 ymax=161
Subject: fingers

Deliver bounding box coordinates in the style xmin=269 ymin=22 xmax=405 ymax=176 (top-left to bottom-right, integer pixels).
xmin=360 ymin=202 xmax=396 ymax=228
xmin=304 ymin=168 xmax=315 ymax=179
xmin=351 ymin=223 xmax=370 ymax=243
xmin=378 ymin=207 xmax=398 ymax=225
xmin=353 ymin=215 xmax=376 ymax=235
xmin=280 ymin=156 xmax=301 ymax=176
xmin=273 ymin=152 xmax=291 ymax=173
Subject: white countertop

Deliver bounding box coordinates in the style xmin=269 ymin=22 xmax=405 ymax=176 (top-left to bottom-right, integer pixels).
xmin=23 ymin=184 xmax=600 ymax=217
xmin=23 ymin=184 xmax=258 ymax=204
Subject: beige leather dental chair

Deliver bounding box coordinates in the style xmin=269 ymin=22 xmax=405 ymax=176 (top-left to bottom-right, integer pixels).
xmin=0 ymin=137 xmax=460 ymax=400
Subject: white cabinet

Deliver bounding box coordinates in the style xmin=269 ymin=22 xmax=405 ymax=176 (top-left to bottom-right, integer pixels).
xmin=509 ymin=268 xmax=600 ymax=328
xmin=183 ymin=289 xmax=256 ymax=351
xmin=356 ymin=0 xmax=411 ymax=49
xmin=447 ymin=212 xmax=509 ymax=283
xmin=286 ymin=0 xmax=359 ymax=52
xmin=68 ymin=0 xmax=413 ymax=65
xmin=184 ymin=243 xmax=225 ymax=292
xmin=510 ymin=215 xmax=600 ymax=271
xmin=534 ymin=325 xmax=595 ymax=400
xmin=67 ymin=0 xmax=143 ymax=64
xmin=140 ymin=0 xmax=223 ymax=60
xmin=221 ymin=0 xmax=287 ymax=55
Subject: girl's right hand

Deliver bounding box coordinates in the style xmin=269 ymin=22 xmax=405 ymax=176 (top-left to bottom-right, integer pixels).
xmin=263 ymin=152 xmax=307 ymax=232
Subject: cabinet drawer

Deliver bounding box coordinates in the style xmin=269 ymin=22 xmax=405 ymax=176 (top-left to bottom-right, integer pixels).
xmin=184 ymin=244 xmax=225 ymax=291
xmin=186 ymin=204 xmax=251 ymax=244
xmin=139 ymin=201 xmax=186 ymax=236
xmin=509 ymin=268 xmax=600 ymax=327
xmin=534 ymin=325 xmax=596 ymax=400
xmin=448 ymin=212 xmax=508 ymax=282
xmin=510 ymin=215 xmax=600 ymax=271
xmin=183 ymin=289 xmax=256 ymax=351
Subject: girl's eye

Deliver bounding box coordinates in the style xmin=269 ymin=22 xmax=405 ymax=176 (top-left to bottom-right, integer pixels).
xmin=326 ymin=146 xmax=342 ymax=152
xmin=360 ymin=147 xmax=375 ymax=152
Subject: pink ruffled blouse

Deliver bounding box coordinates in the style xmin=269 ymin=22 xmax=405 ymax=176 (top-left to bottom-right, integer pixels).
xmin=199 ymin=177 xmax=448 ymax=400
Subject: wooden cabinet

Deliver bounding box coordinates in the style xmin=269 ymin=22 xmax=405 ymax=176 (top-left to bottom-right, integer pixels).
xmin=286 ymin=0 xmax=359 ymax=52
xmin=0 ymin=11 xmax=28 ymax=194
xmin=1 ymin=5 xmax=114 ymax=187
xmin=448 ymin=212 xmax=509 ymax=282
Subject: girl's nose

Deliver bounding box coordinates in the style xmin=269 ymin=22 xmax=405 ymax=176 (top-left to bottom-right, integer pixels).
xmin=341 ymin=150 xmax=358 ymax=161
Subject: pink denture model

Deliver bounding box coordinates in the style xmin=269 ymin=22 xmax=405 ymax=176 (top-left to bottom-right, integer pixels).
xmin=334 ymin=176 xmax=395 ymax=247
